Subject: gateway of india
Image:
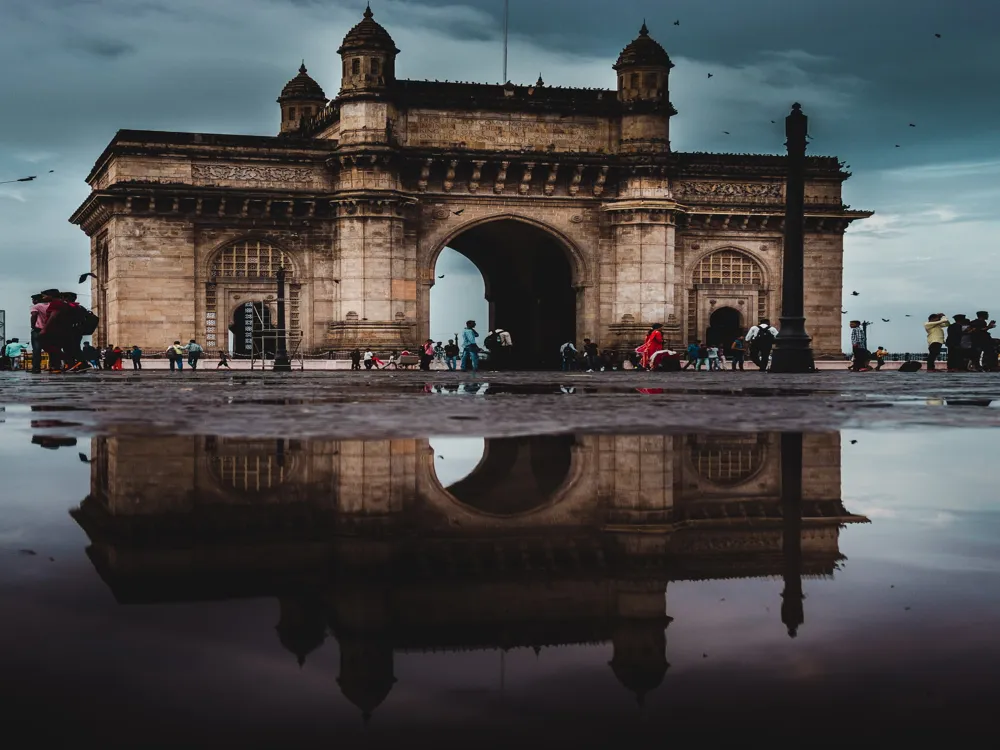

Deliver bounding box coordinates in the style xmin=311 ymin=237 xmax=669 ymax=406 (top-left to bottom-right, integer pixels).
xmin=71 ymin=6 xmax=870 ymax=361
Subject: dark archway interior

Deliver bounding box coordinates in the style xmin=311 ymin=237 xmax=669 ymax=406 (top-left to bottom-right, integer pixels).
xmin=707 ymin=306 xmax=742 ymax=354
xmin=230 ymin=302 xmax=274 ymax=356
xmin=446 ymin=435 xmax=575 ymax=514
xmin=446 ymin=220 xmax=575 ymax=369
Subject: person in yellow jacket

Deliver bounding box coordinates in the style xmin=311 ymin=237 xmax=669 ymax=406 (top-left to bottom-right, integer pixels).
xmin=874 ymin=346 xmax=888 ymax=370
xmin=923 ymin=313 xmax=950 ymax=371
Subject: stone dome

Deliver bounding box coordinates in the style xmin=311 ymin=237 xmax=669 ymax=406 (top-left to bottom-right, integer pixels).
xmin=337 ymin=4 xmax=399 ymax=56
xmin=614 ymin=23 xmax=673 ymax=70
xmin=279 ymin=63 xmax=327 ymax=102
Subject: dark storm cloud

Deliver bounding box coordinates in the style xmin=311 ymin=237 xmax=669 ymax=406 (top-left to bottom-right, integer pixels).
xmin=0 ymin=0 xmax=997 ymax=351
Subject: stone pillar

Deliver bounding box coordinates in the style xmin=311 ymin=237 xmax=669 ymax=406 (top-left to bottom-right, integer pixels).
xmin=602 ymin=181 xmax=680 ymax=348
xmin=334 ymin=439 xmax=418 ymax=519
xmin=600 ymin=434 xmax=675 ymax=525
xmin=803 ymin=231 xmax=845 ymax=358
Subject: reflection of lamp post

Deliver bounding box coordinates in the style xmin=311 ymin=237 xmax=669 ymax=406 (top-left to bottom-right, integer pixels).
xmin=780 ymin=432 xmax=805 ymax=638
xmin=273 ymin=266 xmax=291 ymax=371
xmin=770 ymin=104 xmax=815 ymax=373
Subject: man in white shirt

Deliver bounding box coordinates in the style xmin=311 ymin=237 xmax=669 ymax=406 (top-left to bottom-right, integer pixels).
xmin=745 ymin=319 xmax=779 ymax=371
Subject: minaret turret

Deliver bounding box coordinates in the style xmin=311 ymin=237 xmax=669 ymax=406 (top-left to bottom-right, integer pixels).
xmin=277 ymin=62 xmax=327 ymax=135
xmin=614 ymin=23 xmax=676 ymax=153
xmin=337 ymin=4 xmax=399 ymax=98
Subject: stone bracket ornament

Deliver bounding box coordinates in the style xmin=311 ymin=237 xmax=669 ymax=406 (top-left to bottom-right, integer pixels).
xmin=519 ymin=162 xmax=535 ymax=195
xmin=593 ymin=165 xmax=609 ymax=197
xmin=418 ymin=159 xmax=433 ymax=192
xmin=443 ymin=160 xmax=458 ymax=192
xmin=569 ymin=165 xmax=585 ymax=196
xmin=469 ymin=160 xmax=485 ymax=194
xmin=544 ymin=164 xmax=559 ymax=196
xmin=494 ymin=160 xmax=510 ymax=194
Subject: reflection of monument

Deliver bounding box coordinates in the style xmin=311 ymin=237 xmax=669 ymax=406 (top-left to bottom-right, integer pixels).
xmin=73 ymin=432 xmax=864 ymax=716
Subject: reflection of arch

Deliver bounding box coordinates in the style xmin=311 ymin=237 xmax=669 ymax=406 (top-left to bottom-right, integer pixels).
xmin=210 ymin=238 xmax=297 ymax=279
xmin=445 ymin=436 xmax=575 ymax=515
xmin=691 ymin=248 xmax=763 ymax=286
xmin=688 ymin=434 xmax=767 ymax=487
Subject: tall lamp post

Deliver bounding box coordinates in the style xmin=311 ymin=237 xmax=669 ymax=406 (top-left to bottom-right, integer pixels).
xmin=273 ymin=265 xmax=292 ymax=371
xmin=769 ymin=103 xmax=815 ymax=373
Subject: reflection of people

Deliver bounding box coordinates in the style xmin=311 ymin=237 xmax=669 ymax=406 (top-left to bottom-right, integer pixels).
xmin=31 ymin=435 xmax=78 ymax=450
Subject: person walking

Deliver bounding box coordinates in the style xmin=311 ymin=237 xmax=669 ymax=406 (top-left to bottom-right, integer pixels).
xmin=130 ymin=345 xmax=143 ymax=370
xmin=38 ymin=289 xmax=70 ymax=373
xmin=682 ymin=341 xmax=700 ymax=370
xmin=924 ymin=313 xmax=950 ymax=371
xmin=461 ymin=320 xmax=480 ymax=372
xmin=745 ymin=319 xmax=778 ymax=371
xmin=874 ymin=346 xmax=888 ymax=371
xmin=167 ymin=341 xmax=185 ymax=371
xmin=847 ymin=321 xmax=870 ymax=371
xmin=81 ymin=342 xmax=101 ymax=370
xmin=582 ymin=338 xmax=600 ymax=372
xmin=217 ymin=350 xmax=231 ymax=369
xmin=185 ymin=339 xmax=203 ymax=370
xmin=111 ymin=346 xmax=124 ymax=370
xmin=695 ymin=342 xmax=709 ymax=371
xmin=4 ymin=338 xmax=28 ymax=370
xmin=350 ymin=348 xmax=362 ymax=371
xmin=60 ymin=292 xmax=87 ymax=371
xmin=29 ymin=293 xmax=46 ymax=374
xmin=363 ymin=348 xmax=375 ymax=370
xmin=444 ymin=339 xmax=459 ymax=371
xmin=731 ymin=336 xmax=746 ymax=371
xmin=707 ymin=345 xmax=721 ymax=371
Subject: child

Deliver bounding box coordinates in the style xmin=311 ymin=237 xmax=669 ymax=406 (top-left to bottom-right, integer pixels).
xmin=707 ymin=345 xmax=720 ymax=371
xmin=696 ymin=343 xmax=709 ymax=371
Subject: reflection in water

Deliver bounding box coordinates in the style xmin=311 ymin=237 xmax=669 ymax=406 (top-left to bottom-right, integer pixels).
xmin=68 ymin=431 xmax=862 ymax=719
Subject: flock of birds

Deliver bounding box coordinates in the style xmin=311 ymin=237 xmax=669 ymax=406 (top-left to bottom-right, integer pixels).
xmin=840 ymin=289 xmax=915 ymax=324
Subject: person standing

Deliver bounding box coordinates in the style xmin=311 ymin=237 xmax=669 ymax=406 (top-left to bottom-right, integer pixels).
xmin=350 ymin=348 xmax=362 ymax=371
xmin=29 ymin=294 xmax=46 ymax=374
xmin=967 ymin=311 xmax=996 ymax=372
xmin=682 ymin=341 xmax=700 ymax=370
xmin=363 ymin=348 xmax=375 ymax=370
xmin=60 ymin=292 xmax=86 ymax=371
xmin=461 ymin=320 xmax=480 ymax=373
xmin=560 ymin=340 xmax=578 ymax=371
xmin=81 ymin=342 xmax=101 ymax=370
xmin=420 ymin=339 xmax=435 ymax=371
xmin=494 ymin=328 xmax=513 ymax=370
xmin=696 ymin=341 xmax=709 ymax=371
xmin=4 ymin=339 xmax=28 ymax=370
xmin=185 ymin=339 xmax=203 ymax=370
xmin=444 ymin=339 xmax=459 ymax=371
xmin=130 ymin=345 xmax=143 ymax=370
xmin=707 ymin=345 xmax=720 ymax=371
xmin=745 ymin=319 xmax=778 ymax=371
xmin=166 ymin=341 xmax=185 ymax=371
xmin=38 ymin=289 xmax=69 ymax=372
xmin=731 ymin=336 xmax=746 ymax=371
xmin=582 ymin=338 xmax=600 ymax=372
xmin=923 ymin=314 xmax=949 ymax=371
xmin=434 ymin=341 xmax=445 ymax=363
xmin=847 ymin=321 xmax=870 ymax=371
xmin=946 ymin=315 xmax=968 ymax=371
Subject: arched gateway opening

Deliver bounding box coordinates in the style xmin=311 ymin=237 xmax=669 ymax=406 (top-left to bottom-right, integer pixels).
xmin=432 ymin=220 xmax=577 ymax=369
xmin=707 ymin=306 xmax=742 ymax=355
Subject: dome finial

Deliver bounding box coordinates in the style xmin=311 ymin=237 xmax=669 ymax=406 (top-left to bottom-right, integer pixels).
xmin=640 ymin=20 xmax=649 ymax=36
xmin=364 ymin=2 xmax=373 ymax=19
xmin=299 ymin=60 xmax=307 ymax=74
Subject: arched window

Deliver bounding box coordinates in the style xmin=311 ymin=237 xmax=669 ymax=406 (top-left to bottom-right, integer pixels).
xmin=693 ymin=249 xmax=762 ymax=286
xmin=371 ymin=58 xmax=380 ymax=76
xmin=352 ymin=58 xmax=361 ymax=75
xmin=211 ymin=240 xmax=294 ymax=279
xmin=689 ymin=435 xmax=766 ymax=486
xmin=630 ymin=73 xmax=639 ymax=88
xmin=288 ymin=106 xmax=297 ymax=121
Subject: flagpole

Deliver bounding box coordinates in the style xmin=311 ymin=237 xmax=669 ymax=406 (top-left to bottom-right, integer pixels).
xmin=502 ymin=0 xmax=509 ymax=82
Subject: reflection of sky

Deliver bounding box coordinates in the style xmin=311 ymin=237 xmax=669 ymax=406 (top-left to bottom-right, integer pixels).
xmin=430 ymin=248 xmax=489 ymax=346
xmin=429 ymin=436 xmax=485 ymax=487
xmin=1 ymin=424 xmax=999 ymax=739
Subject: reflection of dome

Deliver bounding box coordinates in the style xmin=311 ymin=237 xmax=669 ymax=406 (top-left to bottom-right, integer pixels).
xmin=614 ymin=23 xmax=673 ymax=70
xmin=689 ymin=434 xmax=766 ymax=486
xmin=279 ymin=63 xmax=327 ymax=102
xmin=275 ymin=597 xmax=326 ymax=666
xmin=337 ymin=639 xmax=396 ymax=723
xmin=338 ymin=5 xmax=399 ymax=55
xmin=609 ymin=620 xmax=669 ymax=705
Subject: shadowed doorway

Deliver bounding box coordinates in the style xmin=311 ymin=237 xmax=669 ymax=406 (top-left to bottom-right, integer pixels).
xmin=707 ymin=307 xmax=742 ymax=355
xmin=433 ymin=220 xmax=576 ymax=369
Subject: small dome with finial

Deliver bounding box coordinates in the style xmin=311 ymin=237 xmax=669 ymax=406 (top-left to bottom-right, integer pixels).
xmin=338 ymin=3 xmax=399 ymax=55
xmin=279 ymin=62 xmax=327 ymax=101
xmin=614 ymin=22 xmax=673 ymax=69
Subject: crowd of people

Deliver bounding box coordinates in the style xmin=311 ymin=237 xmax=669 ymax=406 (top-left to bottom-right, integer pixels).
xmin=923 ymin=311 xmax=998 ymax=372
xmin=1 ymin=289 xmax=101 ymax=373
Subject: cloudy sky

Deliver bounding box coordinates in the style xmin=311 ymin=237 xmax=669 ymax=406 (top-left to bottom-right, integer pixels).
xmin=1 ymin=0 xmax=996 ymax=351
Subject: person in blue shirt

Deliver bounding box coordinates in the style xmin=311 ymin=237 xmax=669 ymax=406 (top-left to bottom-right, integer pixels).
xmin=130 ymin=345 xmax=143 ymax=370
xmin=682 ymin=340 xmax=701 ymax=370
xmin=460 ymin=320 xmax=479 ymax=372
xmin=4 ymin=338 xmax=29 ymax=370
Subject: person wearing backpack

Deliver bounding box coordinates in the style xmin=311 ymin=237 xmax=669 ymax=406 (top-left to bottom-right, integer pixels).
xmin=185 ymin=339 xmax=204 ymax=370
xmin=745 ymin=319 xmax=778 ymax=371
xmin=166 ymin=341 xmax=186 ymax=371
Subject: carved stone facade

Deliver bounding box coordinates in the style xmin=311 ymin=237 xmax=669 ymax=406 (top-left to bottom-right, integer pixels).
xmin=70 ymin=9 xmax=870 ymax=358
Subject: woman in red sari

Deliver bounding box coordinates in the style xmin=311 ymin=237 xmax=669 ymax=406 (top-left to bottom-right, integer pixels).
xmin=638 ymin=323 xmax=664 ymax=370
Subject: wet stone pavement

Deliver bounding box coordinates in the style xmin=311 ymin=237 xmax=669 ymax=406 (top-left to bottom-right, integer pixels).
xmin=2 ymin=369 xmax=999 ymax=744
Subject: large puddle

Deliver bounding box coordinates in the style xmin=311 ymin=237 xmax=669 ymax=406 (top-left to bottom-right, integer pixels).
xmin=1 ymin=394 xmax=998 ymax=740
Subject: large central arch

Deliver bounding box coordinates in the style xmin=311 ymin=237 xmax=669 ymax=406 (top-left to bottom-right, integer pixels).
xmin=430 ymin=216 xmax=585 ymax=369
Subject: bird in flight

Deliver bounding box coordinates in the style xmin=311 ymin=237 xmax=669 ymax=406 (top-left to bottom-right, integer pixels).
xmin=438 ymin=275 xmax=445 ymax=279
xmin=78 ymin=453 xmax=91 ymax=463
xmin=78 ymin=272 xmax=98 ymax=284
xmin=707 ymin=73 xmax=714 ymax=78
xmin=451 ymin=209 xmax=464 ymax=216
xmin=904 ymin=314 xmax=912 ymax=317
xmin=895 ymin=144 xmax=901 ymax=148
xmin=674 ymin=20 xmax=680 ymax=26
xmin=841 ymin=309 xmax=848 ymax=314
xmin=882 ymin=318 xmax=891 ymax=322
xmin=771 ymin=120 xmax=776 ymax=124
xmin=909 ymin=123 xmax=916 ymax=127
xmin=934 ymin=33 xmax=941 ymax=38
xmin=722 ymin=131 xmax=730 ymax=135
xmin=851 ymin=291 xmax=860 ymax=296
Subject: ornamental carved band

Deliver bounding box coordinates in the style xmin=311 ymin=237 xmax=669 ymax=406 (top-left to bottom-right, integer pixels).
xmin=677 ymin=181 xmax=783 ymax=201
xmin=192 ymin=164 xmax=315 ymax=183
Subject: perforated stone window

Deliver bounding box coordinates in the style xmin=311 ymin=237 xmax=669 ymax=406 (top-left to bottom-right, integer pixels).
xmin=689 ymin=436 xmax=766 ymax=486
xmin=693 ymin=249 xmax=762 ymax=286
xmin=211 ymin=240 xmax=293 ymax=279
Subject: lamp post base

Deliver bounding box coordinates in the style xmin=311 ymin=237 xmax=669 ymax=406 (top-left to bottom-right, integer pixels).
xmin=769 ymin=317 xmax=815 ymax=373
xmin=272 ymin=355 xmax=292 ymax=372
